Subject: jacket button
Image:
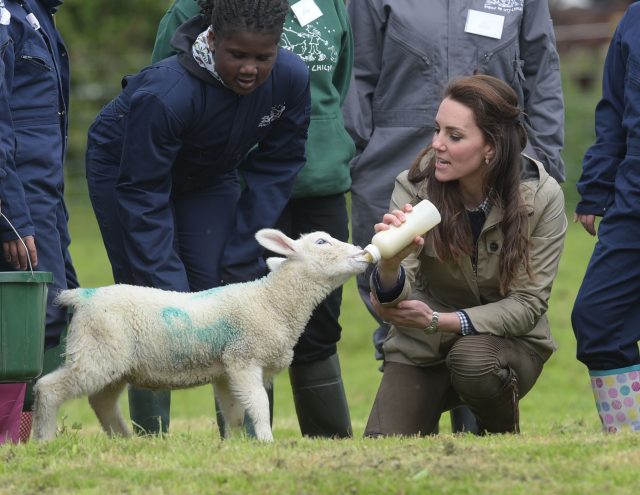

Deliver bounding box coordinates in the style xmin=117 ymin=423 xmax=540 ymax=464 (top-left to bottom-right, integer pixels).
xmin=489 ymin=242 xmax=499 ymax=252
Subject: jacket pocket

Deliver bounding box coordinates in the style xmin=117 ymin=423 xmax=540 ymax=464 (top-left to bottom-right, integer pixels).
xmin=373 ymin=16 xmax=436 ymax=118
xmin=88 ymin=99 xmax=126 ymax=148
xmin=476 ymin=32 xmax=520 ymax=86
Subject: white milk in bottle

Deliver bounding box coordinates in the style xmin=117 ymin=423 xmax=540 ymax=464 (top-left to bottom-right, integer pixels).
xmin=363 ymin=199 xmax=441 ymax=263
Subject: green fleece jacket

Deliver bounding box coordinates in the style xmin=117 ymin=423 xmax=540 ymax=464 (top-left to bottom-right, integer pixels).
xmin=152 ymin=0 xmax=355 ymax=198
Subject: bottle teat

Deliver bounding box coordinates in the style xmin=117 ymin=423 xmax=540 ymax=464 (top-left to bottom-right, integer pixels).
xmin=363 ymin=244 xmax=381 ymax=264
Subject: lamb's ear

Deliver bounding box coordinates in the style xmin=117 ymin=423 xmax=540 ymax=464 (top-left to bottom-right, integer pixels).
xmin=255 ymin=229 xmax=299 ymax=257
xmin=266 ymin=257 xmax=286 ymax=272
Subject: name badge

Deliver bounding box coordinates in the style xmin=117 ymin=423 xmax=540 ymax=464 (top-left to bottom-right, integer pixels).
xmin=291 ymin=0 xmax=322 ymax=27
xmin=464 ymin=9 xmax=504 ymax=40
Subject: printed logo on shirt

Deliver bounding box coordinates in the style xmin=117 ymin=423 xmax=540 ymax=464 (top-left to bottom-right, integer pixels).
xmin=280 ymin=24 xmax=338 ymax=72
xmin=259 ymin=104 xmax=286 ymax=127
xmin=483 ymin=0 xmax=523 ymax=13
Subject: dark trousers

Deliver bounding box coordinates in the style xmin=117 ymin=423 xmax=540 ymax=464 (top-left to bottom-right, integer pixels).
xmin=271 ymin=193 xmax=349 ymax=365
xmin=572 ymin=212 xmax=640 ymax=370
xmin=86 ymin=142 xmax=241 ymax=433
xmin=364 ymin=335 xmax=544 ymax=436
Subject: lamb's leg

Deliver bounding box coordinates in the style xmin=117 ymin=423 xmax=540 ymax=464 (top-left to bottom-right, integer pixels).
xmin=88 ymin=380 xmax=131 ymax=437
xmin=213 ymin=379 xmax=245 ymax=439
xmin=227 ymin=367 xmax=273 ymax=442
xmin=32 ymin=366 xmax=84 ymax=441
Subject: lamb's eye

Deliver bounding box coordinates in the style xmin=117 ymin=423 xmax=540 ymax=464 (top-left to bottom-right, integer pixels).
xmin=315 ymin=238 xmax=330 ymax=245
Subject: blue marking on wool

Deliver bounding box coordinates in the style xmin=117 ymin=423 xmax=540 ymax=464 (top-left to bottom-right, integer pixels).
xmin=162 ymin=307 xmax=193 ymax=331
xmin=79 ymin=288 xmax=97 ymax=298
xmin=161 ymin=306 xmax=240 ymax=365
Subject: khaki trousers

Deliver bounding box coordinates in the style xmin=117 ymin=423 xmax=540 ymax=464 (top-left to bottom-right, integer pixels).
xmin=365 ymin=335 xmax=544 ymax=436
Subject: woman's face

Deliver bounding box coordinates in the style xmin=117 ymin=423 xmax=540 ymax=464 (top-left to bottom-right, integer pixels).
xmin=431 ymin=97 xmax=493 ymax=186
xmin=209 ymin=30 xmax=280 ymax=96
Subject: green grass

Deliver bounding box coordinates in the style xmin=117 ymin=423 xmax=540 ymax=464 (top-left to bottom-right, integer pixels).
xmin=3 ymin=58 xmax=633 ymax=495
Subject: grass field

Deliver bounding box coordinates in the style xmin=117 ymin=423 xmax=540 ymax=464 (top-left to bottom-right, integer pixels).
xmin=3 ymin=55 xmax=639 ymax=494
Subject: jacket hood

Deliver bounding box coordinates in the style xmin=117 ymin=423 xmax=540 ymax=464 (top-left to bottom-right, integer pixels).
xmin=170 ymin=15 xmax=221 ymax=86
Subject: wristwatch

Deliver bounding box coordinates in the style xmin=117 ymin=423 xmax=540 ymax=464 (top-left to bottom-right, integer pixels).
xmin=423 ymin=311 xmax=439 ymax=335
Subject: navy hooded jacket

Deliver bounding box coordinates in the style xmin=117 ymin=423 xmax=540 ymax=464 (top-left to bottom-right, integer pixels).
xmin=86 ymin=17 xmax=311 ymax=290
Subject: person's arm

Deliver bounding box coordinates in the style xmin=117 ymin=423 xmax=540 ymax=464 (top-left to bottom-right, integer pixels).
xmin=221 ymin=67 xmax=311 ymax=284
xmin=151 ymin=0 xmax=201 ymax=63
xmin=463 ymin=181 xmax=567 ymax=337
xmin=342 ymin=0 xmax=384 ymax=155
xmin=519 ymin=0 xmax=565 ymax=183
xmin=575 ymin=17 xmax=627 ymax=219
xmin=115 ymin=90 xmax=189 ymax=291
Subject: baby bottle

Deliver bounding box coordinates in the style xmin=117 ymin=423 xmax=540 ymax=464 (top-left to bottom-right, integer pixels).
xmin=363 ymin=199 xmax=441 ymax=263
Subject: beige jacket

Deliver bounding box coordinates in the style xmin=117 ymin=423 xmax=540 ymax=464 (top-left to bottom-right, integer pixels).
xmin=374 ymin=155 xmax=567 ymax=366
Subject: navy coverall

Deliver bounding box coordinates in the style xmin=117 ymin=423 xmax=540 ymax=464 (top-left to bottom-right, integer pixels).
xmin=0 ymin=0 xmax=78 ymax=348
xmin=572 ymin=3 xmax=640 ymax=371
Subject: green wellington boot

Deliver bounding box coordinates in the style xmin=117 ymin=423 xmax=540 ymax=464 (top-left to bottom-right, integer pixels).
xmin=128 ymin=386 xmax=171 ymax=435
xmin=289 ymin=353 xmax=352 ymax=438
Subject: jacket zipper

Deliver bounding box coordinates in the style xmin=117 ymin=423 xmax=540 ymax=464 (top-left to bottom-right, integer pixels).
xmin=21 ymin=54 xmax=53 ymax=71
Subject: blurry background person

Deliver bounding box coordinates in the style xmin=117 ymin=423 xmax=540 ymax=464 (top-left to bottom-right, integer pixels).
xmin=365 ymin=74 xmax=566 ymax=436
xmin=150 ymin=0 xmax=356 ymax=438
xmin=343 ymin=0 xmax=565 ymax=433
xmin=0 ymin=0 xmax=78 ymax=442
xmin=571 ymin=2 xmax=640 ymax=433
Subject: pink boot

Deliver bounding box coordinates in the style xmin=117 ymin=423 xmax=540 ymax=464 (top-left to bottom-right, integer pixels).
xmin=0 ymin=383 xmax=26 ymax=444
xmin=19 ymin=411 xmax=33 ymax=443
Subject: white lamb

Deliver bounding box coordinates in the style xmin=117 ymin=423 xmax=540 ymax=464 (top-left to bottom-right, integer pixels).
xmin=32 ymin=229 xmax=369 ymax=442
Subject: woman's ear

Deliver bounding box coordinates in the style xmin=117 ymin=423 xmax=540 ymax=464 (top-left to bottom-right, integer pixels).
xmin=207 ymin=29 xmax=216 ymax=52
xmin=484 ymin=145 xmax=495 ymax=163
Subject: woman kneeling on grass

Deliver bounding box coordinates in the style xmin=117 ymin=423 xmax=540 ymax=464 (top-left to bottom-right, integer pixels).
xmin=366 ymin=74 xmax=567 ymax=436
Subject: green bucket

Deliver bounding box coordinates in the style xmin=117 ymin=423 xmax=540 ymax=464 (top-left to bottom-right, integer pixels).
xmin=0 ymin=271 xmax=53 ymax=383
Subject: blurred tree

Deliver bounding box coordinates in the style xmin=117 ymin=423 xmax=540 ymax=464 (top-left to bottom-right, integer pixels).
xmin=55 ymin=0 xmax=174 ymax=176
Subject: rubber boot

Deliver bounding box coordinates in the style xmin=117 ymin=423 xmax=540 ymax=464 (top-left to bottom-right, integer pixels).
xmin=450 ymin=405 xmax=480 ymax=434
xmin=289 ymin=353 xmax=352 ymax=438
xmin=215 ymin=386 xmax=273 ymax=439
xmin=128 ymin=386 xmax=171 ymax=435
xmin=590 ymin=365 xmax=640 ymax=433
xmin=19 ymin=411 xmax=33 ymax=443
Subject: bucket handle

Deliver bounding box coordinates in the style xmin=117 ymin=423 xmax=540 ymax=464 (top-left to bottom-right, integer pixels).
xmin=0 ymin=210 xmax=35 ymax=274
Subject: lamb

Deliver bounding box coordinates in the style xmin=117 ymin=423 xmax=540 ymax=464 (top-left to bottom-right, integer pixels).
xmin=32 ymin=229 xmax=369 ymax=442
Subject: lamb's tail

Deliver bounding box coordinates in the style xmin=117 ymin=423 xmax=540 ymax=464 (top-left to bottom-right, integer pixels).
xmin=54 ymin=287 xmax=99 ymax=309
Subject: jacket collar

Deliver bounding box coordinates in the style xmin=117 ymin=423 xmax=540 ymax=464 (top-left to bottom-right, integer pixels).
xmin=171 ymin=16 xmax=223 ymax=87
xmin=483 ymin=154 xmax=547 ymax=230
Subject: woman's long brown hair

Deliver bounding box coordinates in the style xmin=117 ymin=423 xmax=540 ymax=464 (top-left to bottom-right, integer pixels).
xmin=408 ymin=75 xmax=531 ymax=295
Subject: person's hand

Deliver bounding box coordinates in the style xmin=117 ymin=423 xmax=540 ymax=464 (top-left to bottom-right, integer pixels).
xmin=574 ymin=212 xmax=597 ymax=236
xmin=374 ymin=204 xmax=425 ymax=271
xmin=2 ymin=235 xmax=37 ymax=270
xmin=370 ymin=292 xmax=433 ymax=330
